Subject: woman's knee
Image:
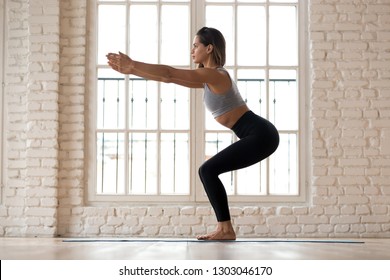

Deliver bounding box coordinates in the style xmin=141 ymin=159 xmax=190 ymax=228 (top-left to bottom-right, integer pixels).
xmin=198 ymin=161 xmax=215 ymax=180
xmin=198 ymin=162 xmax=208 ymax=179
xmin=198 ymin=164 xmax=204 ymax=180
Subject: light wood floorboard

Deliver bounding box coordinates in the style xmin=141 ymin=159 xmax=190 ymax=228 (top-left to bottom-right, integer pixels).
xmin=1 ymin=238 xmax=390 ymax=260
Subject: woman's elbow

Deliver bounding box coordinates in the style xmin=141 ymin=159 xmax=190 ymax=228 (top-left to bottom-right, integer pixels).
xmin=161 ymin=76 xmax=172 ymax=83
xmin=161 ymin=69 xmax=173 ymax=83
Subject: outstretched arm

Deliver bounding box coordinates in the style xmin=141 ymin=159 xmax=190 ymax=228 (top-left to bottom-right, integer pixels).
xmin=106 ymin=52 xmax=228 ymax=90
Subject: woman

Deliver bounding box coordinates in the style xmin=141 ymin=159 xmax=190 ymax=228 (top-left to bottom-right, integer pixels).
xmin=107 ymin=27 xmax=279 ymax=240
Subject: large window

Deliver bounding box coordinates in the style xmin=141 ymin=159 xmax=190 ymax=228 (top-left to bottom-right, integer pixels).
xmin=88 ymin=0 xmax=307 ymax=203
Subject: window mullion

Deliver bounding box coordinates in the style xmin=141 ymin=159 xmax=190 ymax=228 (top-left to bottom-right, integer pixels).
xmin=157 ymin=2 xmax=162 ymax=196
xmin=194 ymin=0 xmax=206 ymax=202
xmin=233 ymin=1 xmax=238 ymax=196
xmin=265 ymin=1 xmax=271 ymax=196
xmin=298 ymin=0 xmax=307 ymax=200
xmin=124 ymin=1 xmax=130 ymax=196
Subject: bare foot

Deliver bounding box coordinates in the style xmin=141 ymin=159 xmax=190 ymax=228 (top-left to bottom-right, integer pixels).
xmin=197 ymin=221 xmax=236 ymax=241
xmin=197 ymin=230 xmax=236 ymax=241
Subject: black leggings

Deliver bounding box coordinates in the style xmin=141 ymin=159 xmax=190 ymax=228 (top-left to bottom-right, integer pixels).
xmin=198 ymin=111 xmax=279 ymax=222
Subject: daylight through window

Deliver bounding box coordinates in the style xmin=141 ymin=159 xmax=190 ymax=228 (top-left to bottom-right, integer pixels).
xmin=89 ymin=0 xmax=305 ymax=203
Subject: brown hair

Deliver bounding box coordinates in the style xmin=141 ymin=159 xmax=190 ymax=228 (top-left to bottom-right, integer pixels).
xmin=196 ymin=27 xmax=226 ymax=68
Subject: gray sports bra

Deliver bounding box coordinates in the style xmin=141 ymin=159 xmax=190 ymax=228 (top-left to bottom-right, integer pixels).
xmin=203 ymin=68 xmax=246 ymax=118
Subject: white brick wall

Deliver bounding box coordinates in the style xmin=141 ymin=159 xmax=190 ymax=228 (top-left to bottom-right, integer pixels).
xmin=309 ymin=0 xmax=390 ymax=238
xmin=1 ymin=0 xmax=29 ymax=236
xmin=1 ymin=0 xmax=389 ymax=238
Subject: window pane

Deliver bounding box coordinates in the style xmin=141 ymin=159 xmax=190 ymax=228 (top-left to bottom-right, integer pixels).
xmin=205 ymin=6 xmax=234 ymax=66
xmin=205 ymin=133 xmax=234 ymax=195
xmin=269 ymin=133 xmax=298 ymax=195
xmin=161 ymin=133 xmax=190 ymax=195
xmin=269 ymin=6 xmax=298 ymax=66
xmin=161 ymin=84 xmax=189 ymax=130
xmin=128 ymin=133 xmax=158 ymax=194
xmin=128 ymin=78 xmax=158 ymax=129
xmin=237 ymin=6 xmax=266 ymax=66
xmin=237 ymin=69 xmax=267 ymax=118
xmin=97 ymin=133 xmax=125 ymax=194
xmin=98 ymin=5 xmax=126 ymax=65
xmin=97 ymin=69 xmax=125 ymax=129
xmin=205 ymin=112 xmax=228 ymax=130
xmin=237 ymin=161 xmax=267 ymax=195
xmin=269 ymin=70 xmax=298 ymax=130
xmin=130 ymin=5 xmax=158 ymax=63
xmin=161 ymin=5 xmax=189 ymax=65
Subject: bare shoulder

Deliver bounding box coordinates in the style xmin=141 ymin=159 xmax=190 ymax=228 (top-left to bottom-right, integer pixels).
xmin=199 ymin=68 xmax=231 ymax=94
xmin=194 ymin=67 xmax=227 ymax=77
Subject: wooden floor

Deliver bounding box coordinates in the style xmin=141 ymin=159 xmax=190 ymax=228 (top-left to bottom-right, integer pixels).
xmin=1 ymin=238 xmax=390 ymax=260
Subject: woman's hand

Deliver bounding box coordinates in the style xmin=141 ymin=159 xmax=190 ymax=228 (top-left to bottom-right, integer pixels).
xmin=106 ymin=52 xmax=134 ymax=75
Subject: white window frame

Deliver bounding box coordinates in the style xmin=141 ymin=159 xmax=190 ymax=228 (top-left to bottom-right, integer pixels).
xmin=87 ymin=0 xmax=308 ymax=204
